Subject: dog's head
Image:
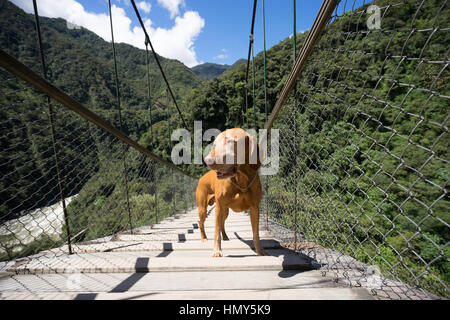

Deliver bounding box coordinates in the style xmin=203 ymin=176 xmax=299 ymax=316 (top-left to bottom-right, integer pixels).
xmin=204 ymin=128 xmax=265 ymax=180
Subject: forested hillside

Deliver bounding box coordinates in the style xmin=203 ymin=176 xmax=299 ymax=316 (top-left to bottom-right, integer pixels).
xmin=0 ymin=0 xmax=202 ymax=106
xmin=297 ymin=0 xmax=448 ymax=296
xmin=0 ymin=0 xmax=201 ymax=221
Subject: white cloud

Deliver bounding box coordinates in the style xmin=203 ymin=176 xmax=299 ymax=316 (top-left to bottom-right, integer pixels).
xmin=157 ymin=0 xmax=185 ymax=19
xmin=10 ymin=0 xmax=204 ymax=67
xmin=136 ymin=1 xmax=151 ymax=14
xmin=150 ymin=11 xmax=205 ymax=67
xmin=213 ymin=54 xmax=227 ymax=60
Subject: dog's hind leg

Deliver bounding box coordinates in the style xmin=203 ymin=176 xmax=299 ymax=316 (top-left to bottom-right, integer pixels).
xmin=221 ymin=209 xmax=229 ymax=241
xmin=207 ymin=194 xmax=215 ymax=206
xmin=198 ymin=206 xmax=208 ymax=242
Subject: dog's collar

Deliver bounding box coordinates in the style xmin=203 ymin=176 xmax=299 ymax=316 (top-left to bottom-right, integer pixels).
xmin=228 ymin=169 xmax=258 ymax=192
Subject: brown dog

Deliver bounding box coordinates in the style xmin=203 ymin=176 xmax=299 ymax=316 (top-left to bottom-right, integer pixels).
xmin=195 ymin=128 xmax=266 ymax=257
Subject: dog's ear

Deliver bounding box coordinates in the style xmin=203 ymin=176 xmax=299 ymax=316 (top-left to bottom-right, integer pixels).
xmin=247 ymin=134 xmax=265 ymax=170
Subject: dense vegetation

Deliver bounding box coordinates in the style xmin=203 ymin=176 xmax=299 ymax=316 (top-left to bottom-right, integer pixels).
xmin=262 ymin=0 xmax=448 ymax=297
xmin=0 ymin=0 xmax=448 ymax=298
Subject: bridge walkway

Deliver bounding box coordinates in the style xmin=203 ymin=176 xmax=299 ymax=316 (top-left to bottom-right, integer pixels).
xmin=0 ymin=207 xmax=373 ymax=300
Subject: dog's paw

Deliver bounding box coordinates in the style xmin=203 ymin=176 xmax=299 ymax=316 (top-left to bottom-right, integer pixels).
xmin=256 ymin=249 xmax=268 ymax=256
xmin=212 ymin=250 xmax=223 ymax=257
xmin=201 ymin=237 xmax=208 ymax=243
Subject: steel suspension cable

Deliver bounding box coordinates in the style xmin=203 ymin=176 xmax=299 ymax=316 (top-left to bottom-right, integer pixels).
xmin=262 ymin=0 xmax=268 ymax=125
xmin=245 ymin=0 xmax=258 ymax=85
xmin=251 ymin=42 xmax=257 ymax=129
xmin=244 ymin=0 xmax=258 ymax=129
xmin=130 ymin=0 xmax=189 ymax=131
xmin=108 ymin=0 xmax=133 ymax=233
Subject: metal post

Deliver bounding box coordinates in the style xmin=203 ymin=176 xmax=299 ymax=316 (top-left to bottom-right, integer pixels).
xmin=184 ymin=176 xmax=187 ymax=214
xmin=262 ymin=0 xmax=269 ymax=228
xmin=172 ymin=169 xmax=176 ymax=216
xmin=165 ymin=87 xmax=176 ymax=217
xmin=292 ymin=0 xmax=298 ymax=248
xmin=192 ymin=177 xmax=194 ymax=210
xmin=245 ymin=86 xmax=249 ymax=129
xmin=32 ymin=0 xmax=72 ymax=254
xmin=144 ymin=39 xmax=155 ymax=226
xmin=155 ymin=169 xmax=158 ymax=224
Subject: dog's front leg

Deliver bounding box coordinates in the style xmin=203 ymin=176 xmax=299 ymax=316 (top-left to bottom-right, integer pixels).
xmin=212 ymin=204 xmax=225 ymax=257
xmin=250 ymin=205 xmax=267 ymax=256
xmin=198 ymin=206 xmax=208 ymax=242
xmin=221 ymin=209 xmax=229 ymax=241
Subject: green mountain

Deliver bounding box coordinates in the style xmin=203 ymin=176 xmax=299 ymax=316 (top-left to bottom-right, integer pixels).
xmin=230 ymin=59 xmax=247 ymax=68
xmin=191 ymin=63 xmax=229 ymax=80
xmin=0 ymin=0 xmax=202 ymax=109
xmin=191 ymin=59 xmax=246 ymax=80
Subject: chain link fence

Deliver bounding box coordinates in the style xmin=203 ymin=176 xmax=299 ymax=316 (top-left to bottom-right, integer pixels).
xmin=0 ymin=63 xmax=196 ymax=264
xmin=0 ymin=68 xmax=196 ymax=261
xmin=0 ymin=0 xmax=198 ymax=264
xmin=263 ymin=0 xmax=448 ymax=300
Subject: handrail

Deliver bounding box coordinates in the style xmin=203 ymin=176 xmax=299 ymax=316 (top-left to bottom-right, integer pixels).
xmin=0 ymin=48 xmax=197 ymax=179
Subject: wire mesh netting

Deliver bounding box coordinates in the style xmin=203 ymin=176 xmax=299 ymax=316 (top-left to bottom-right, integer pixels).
xmin=0 ymin=69 xmax=197 ymax=263
xmin=0 ymin=0 xmax=197 ymax=264
xmin=262 ymin=0 xmax=449 ymax=300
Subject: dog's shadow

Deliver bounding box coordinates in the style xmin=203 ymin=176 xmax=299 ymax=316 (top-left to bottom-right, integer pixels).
xmin=229 ymin=232 xmax=318 ymax=278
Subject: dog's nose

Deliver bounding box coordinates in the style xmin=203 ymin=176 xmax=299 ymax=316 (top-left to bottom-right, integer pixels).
xmin=204 ymin=154 xmax=215 ymax=166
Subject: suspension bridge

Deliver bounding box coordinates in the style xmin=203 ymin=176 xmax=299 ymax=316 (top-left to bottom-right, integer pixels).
xmin=0 ymin=0 xmax=448 ymax=300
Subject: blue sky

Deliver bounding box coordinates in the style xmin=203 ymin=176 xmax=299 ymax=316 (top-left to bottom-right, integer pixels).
xmin=185 ymin=0 xmax=323 ymax=65
xmin=10 ymin=0 xmax=362 ymax=67
xmin=92 ymin=0 xmax=323 ymax=65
